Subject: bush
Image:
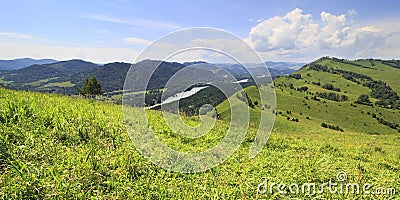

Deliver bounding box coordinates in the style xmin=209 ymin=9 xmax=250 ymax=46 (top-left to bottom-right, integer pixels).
xmin=322 ymin=84 xmax=334 ymax=90
xmin=297 ymin=86 xmax=308 ymax=92
xmin=355 ymin=94 xmax=372 ymax=105
xmin=321 ymin=122 xmax=344 ymax=132
xmin=289 ymin=74 xmax=302 ymax=79
xmin=318 ymin=92 xmax=348 ymax=102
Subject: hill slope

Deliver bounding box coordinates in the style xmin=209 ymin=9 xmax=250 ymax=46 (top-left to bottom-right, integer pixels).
xmin=216 ymin=57 xmax=400 ymax=135
xmin=0 ymin=60 xmax=99 ymax=91
xmin=1 ymin=87 xmax=399 ymax=199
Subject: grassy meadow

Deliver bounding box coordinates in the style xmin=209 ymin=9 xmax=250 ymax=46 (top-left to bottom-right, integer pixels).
xmin=1 ymin=87 xmax=399 ymax=199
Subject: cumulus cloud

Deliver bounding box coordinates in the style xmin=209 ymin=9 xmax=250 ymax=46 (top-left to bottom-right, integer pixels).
xmin=248 ymin=8 xmax=319 ymax=52
xmin=247 ymin=8 xmax=399 ymax=60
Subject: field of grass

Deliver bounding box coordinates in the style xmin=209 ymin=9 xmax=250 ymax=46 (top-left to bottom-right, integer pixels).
xmin=41 ymin=81 xmax=75 ymax=88
xmin=1 ymin=87 xmax=399 ymax=199
xmin=25 ymin=78 xmax=59 ymax=87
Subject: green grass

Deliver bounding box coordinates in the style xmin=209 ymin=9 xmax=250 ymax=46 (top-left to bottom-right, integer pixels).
xmin=319 ymin=59 xmax=400 ymax=94
xmin=216 ymin=58 xmax=400 ymax=135
xmin=26 ymin=77 xmax=59 ymax=87
xmin=41 ymin=81 xmax=75 ymax=88
xmin=0 ymin=87 xmax=399 ymax=199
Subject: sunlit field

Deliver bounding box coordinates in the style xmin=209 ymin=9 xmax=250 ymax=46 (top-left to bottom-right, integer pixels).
xmin=1 ymin=88 xmax=398 ymax=199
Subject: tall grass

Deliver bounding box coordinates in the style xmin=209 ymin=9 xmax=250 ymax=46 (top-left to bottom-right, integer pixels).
xmin=0 ymin=88 xmax=399 ymax=199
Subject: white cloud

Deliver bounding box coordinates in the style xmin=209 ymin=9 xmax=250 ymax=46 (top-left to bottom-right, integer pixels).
xmin=80 ymin=14 xmax=184 ymax=30
xmin=0 ymin=32 xmax=34 ymax=39
xmin=248 ymin=8 xmax=319 ymax=52
xmin=348 ymin=9 xmax=357 ymax=16
xmin=357 ymin=26 xmax=382 ymax=33
xmin=247 ymin=8 xmax=400 ymax=61
xmin=123 ymin=37 xmax=151 ymax=46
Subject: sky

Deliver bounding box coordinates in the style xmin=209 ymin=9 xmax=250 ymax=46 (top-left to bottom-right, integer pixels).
xmin=1 ymin=0 xmax=400 ymax=63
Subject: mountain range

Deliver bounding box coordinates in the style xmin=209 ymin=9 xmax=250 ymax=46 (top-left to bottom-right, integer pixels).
xmin=0 ymin=58 xmax=58 ymax=70
xmin=0 ymin=59 xmax=299 ymax=95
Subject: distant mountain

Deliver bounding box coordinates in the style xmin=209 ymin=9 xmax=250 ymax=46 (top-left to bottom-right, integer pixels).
xmin=53 ymin=60 xmax=213 ymax=95
xmin=49 ymin=62 xmax=132 ymax=94
xmin=0 ymin=60 xmax=99 ymax=90
xmin=0 ymin=58 xmax=58 ymax=70
xmin=216 ymin=62 xmax=298 ymax=78
xmin=265 ymin=61 xmax=306 ymax=70
xmin=0 ymin=59 xmax=300 ymax=96
xmin=0 ymin=59 xmax=199 ymax=95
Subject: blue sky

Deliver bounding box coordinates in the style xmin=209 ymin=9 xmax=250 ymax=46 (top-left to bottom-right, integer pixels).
xmin=1 ymin=0 xmax=400 ymax=63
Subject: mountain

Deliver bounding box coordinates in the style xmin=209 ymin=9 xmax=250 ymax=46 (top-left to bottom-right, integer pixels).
xmin=216 ymin=57 xmax=400 ymax=134
xmin=48 ymin=60 xmax=194 ymax=95
xmin=0 ymin=60 xmax=99 ymax=91
xmin=1 ymin=59 xmax=274 ymax=96
xmin=264 ymin=61 xmax=305 ymax=70
xmin=0 ymin=59 xmax=209 ymax=95
xmin=216 ymin=62 xmax=300 ymax=78
xmin=0 ymin=58 xmax=58 ymax=70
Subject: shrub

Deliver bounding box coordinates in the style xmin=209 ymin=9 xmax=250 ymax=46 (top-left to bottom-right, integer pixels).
xmin=355 ymin=94 xmax=372 ymax=106
xmin=321 ymin=122 xmax=344 ymax=132
xmin=322 ymin=84 xmax=334 ymax=90
xmin=289 ymin=74 xmax=302 ymax=79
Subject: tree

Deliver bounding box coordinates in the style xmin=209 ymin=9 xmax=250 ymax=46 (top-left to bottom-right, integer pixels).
xmin=322 ymin=84 xmax=334 ymax=90
xmin=78 ymin=76 xmax=103 ymax=97
xmin=355 ymin=94 xmax=372 ymax=105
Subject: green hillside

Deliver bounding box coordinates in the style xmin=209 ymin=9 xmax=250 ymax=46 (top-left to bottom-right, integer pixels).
xmin=0 ymin=60 xmax=99 ymax=92
xmin=217 ymin=57 xmax=400 ymax=135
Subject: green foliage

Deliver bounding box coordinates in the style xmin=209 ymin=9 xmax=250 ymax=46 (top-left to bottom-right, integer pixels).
xmin=322 ymin=83 xmax=341 ymax=92
xmin=318 ymin=92 xmax=348 ymax=102
xmin=297 ymin=86 xmax=308 ymax=92
xmin=381 ymin=59 xmax=400 ymax=69
xmin=363 ymin=80 xmax=400 ymax=108
xmin=355 ymin=94 xmax=372 ymax=106
xmin=288 ymin=74 xmax=302 ymax=79
xmin=321 ymin=122 xmax=344 ymax=132
xmin=1 ymin=60 xmax=98 ymax=91
xmin=78 ymin=76 xmax=103 ymax=97
xmin=322 ymin=83 xmax=334 ymax=90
